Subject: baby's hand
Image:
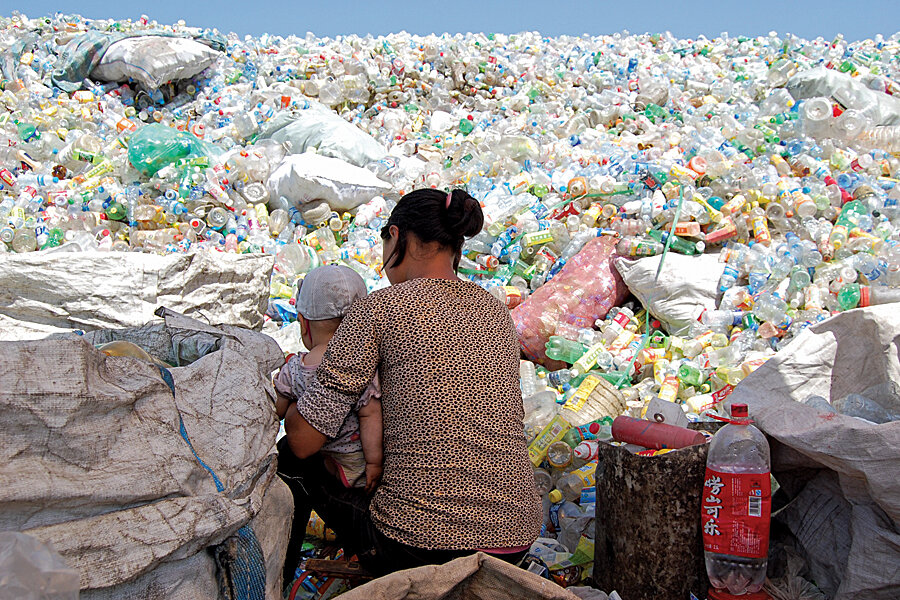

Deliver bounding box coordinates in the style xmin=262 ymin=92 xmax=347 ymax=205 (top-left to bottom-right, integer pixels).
xmin=365 ymin=462 xmax=383 ymax=495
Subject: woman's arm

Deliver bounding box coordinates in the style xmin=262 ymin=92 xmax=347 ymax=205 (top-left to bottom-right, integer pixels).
xmin=284 ymin=406 xmax=327 ymax=458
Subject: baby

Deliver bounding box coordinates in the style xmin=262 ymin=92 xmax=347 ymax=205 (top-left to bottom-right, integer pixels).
xmin=274 ymin=264 xmax=382 ymax=492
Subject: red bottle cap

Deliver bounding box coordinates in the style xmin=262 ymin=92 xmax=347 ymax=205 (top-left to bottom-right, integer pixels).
xmin=730 ymin=403 xmax=749 ymax=418
xmin=859 ymin=285 xmax=870 ymax=308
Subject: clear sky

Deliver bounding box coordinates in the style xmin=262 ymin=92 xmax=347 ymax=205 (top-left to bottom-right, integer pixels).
xmin=9 ymin=0 xmax=900 ymax=42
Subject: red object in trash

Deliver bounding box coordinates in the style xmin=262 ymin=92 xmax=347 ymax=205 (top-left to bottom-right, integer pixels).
xmin=611 ymin=415 xmax=707 ymax=450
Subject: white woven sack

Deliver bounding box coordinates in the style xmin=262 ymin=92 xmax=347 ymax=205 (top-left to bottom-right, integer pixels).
xmin=267 ymin=152 xmax=392 ymax=213
xmin=92 ymin=36 xmax=220 ymax=89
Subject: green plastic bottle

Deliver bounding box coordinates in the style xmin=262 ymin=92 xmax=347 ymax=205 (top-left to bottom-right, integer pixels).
xmin=835 ymin=200 xmax=868 ymax=230
xmin=105 ymin=202 xmax=128 ymax=222
xmin=678 ymin=362 xmax=707 ymax=387
xmin=837 ymin=283 xmax=900 ymax=310
xmin=545 ymin=336 xmax=587 ymax=364
xmin=40 ymin=228 xmax=65 ymax=249
xmin=648 ymin=229 xmax=702 ymax=255
xmin=15 ymin=119 xmax=39 ymax=142
xmin=837 ymin=283 xmax=861 ymax=311
xmin=561 ymin=416 xmax=614 ymax=447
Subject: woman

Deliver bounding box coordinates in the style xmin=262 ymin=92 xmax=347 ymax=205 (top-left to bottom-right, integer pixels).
xmin=279 ymin=188 xmax=542 ymax=576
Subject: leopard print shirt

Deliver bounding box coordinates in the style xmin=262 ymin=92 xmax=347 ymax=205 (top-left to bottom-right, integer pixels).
xmin=297 ymin=277 xmax=542 ymax=550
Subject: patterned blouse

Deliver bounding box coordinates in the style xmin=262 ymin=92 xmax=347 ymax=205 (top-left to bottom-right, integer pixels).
xmin=296 ymin=277 xmax=542 ymax=550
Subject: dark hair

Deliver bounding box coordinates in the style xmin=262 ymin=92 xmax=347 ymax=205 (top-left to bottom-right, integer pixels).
xmin=380 ymin=188 xmax=484 ymax=271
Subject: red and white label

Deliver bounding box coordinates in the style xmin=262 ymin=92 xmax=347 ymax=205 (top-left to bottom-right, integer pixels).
xmin=0 ymin=168 xmax=16 ymax=186
xmin=702 ymin=469 xmax=771 ymax=559
xmin=711 ymin=384 xmax=734 ymax=403
xmin=613 ymin=311 xmax=631 ymax=327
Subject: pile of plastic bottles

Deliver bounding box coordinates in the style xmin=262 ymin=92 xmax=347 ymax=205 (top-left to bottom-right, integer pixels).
xmin=4 ymin=11 xmax=900 ymax=583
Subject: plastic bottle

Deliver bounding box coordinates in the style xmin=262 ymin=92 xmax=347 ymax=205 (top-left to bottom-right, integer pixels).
xmin=547 ymin=441 xmax=574 ymax=474
xmin=600 ymin=306 xmax=634 ymax=346
xmin=523 ymin=390 xmax=559 ymax=443
xmin=570 ymin=342 xmax=613 ymax=378
xmin=561 ymin=418 xmax=611 ymax=447
xmin=554 ymin=499 xmax=592 ymax=553
xmin=489 ymin=285 xmax=524 ymax=308
xmin=574 ymin=439 xmax=601 ymax=461
xmin=552 ymin=460 xmax=599 ymax=504
xmin=836 ymin=283 xmax=900 ymax=311
xmin=546 ymin=367 xmax=574 ymax=389
xmin=534 ymin=468 xmax=555 ymax=533
xmin=703 ymin=403 xmax=771 ymax=598
xmin=520 ymin=360 xmax=539 ymax=398
xmin=527 ymin=415 xmax=571 ymax=467
xmin=11 ymin=228 xmax=37 ymax=253
xmin=545 ymin=336 xmax=587 ymax=364
xmin=832 ymin=393 xmax=896 ymax=423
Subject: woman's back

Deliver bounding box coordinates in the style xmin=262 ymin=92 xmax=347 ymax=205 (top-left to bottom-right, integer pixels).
xmin=317 ymin=277 xmax=542 ymax=550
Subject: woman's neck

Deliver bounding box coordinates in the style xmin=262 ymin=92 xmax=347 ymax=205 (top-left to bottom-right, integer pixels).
xmin=396 ymin=249 xmax=459 ymax=282
xmin=404 ymin=261 xmax=458 ymax=281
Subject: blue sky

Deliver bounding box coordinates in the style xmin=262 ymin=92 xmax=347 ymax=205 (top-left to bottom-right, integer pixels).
xmin=10 ymin=0 xmax=900 ymax=42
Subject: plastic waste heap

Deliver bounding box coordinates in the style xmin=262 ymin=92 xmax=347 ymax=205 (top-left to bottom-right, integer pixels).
xmin=2 ymin=10 xmax=900 ymax=589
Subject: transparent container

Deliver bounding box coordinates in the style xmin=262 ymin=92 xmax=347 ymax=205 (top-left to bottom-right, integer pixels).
xmin=704 ymin=403 xmax=771 ymax=597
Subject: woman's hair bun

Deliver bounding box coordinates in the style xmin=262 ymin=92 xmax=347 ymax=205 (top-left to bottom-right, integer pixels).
xmin=445 ymin=189 xmax=484 ymax=238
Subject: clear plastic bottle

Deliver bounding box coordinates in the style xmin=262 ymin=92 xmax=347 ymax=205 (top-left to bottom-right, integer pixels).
xmin=534 ymin=468 xmax=554 ymax=534
xmin=555 ymin=499 xmax=592 ymax=553
xmin=546 ymin=441 xmax=574 ymax=476
xmin=520 ymin=360 xmax=539 ymax=398
xmin=553 ymin=460 xmax=599 ymax=503
xmin=832 ymin=393 xmax=896 ymax=424
xmin=600 ymin=306 xmax=634 ymax=346
xmin=703 ymin=403 xmax=771 ymax=598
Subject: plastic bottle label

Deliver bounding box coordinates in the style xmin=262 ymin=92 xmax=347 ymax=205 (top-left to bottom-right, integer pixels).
xmin=565 ymin=375 xmax=601 ymax=413
xmin=527 ymin=415 xmax=570 ymax=467
xmin=612 ymin=311 xmax=631 ymax=327
xmin=570 ymin=461 xmax=598 ymax=488
xmin=702 ymin=468 xmax=771 ymax=559
xmin=711 ymin=384 xmax=734 ymax=403
xmin=0 ymin=168 xmax=16 ymax=186
xmin=572 ymin=343 xmax=606 ymax=375
xmin=580 ymin=486 xmax=596 ymax=507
